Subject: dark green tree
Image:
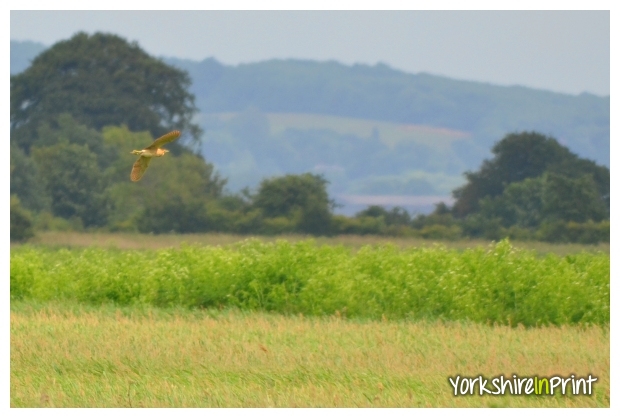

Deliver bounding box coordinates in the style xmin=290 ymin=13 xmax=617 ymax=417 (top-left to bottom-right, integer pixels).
xmin=10 ymin=143 xmax=50 ymax=212
xmin=467 ymin=172 xmax=608 ymax=230
xmin=546 ymin=157 xmax=610 ymax=215
xmin=356 ymin=205 xmax=388 ymax=219
xmin=411 ymin=202 xmax=456 ymax=229
xmin=477 ymin=176 xmax=545 ymax=228
xmin=134 ymin=154 xmax=227 ymax=233
xmin=32 ymin=141 xmax=108 ymax=227
xmin=356 ymin=205 xmax=411 ymax=226
xmin=10 ymin=195 xmax=35 ymax=241
xmin=452 ymin=131 xmax=608 ymax=218
xmin=33 ymin=113 xmax=116 ymax=169
xmin=253 ymin=173 xmax=334 ymax=235
xmin=11 ymin=32 xmax=202 ymax=151
xmin=541 ymin=173 xmax=607 ymax=223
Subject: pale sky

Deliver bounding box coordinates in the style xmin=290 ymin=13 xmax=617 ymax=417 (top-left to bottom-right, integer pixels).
xmin=9 ymin=9 xmax=611 ymax=96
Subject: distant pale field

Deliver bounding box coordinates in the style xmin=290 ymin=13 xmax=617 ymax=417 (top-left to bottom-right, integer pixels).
xmin=19 ymin=230 xmax=610 ymax=256
xmin=10 ymin=301 xmax=609 ymax=407
xmin=207 ymin=111 xmax=470 ymax=149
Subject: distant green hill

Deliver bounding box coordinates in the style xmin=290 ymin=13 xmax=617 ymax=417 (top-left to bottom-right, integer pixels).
xmin=11 ymin=40 xmax=609 ymax=215
xmin=199 ymin=111 xmax=468 ymax=199
xmin=168 ymin=57 xmax=608 ymax=214
xmin=166 ymin=56 xmax=609 ymax=168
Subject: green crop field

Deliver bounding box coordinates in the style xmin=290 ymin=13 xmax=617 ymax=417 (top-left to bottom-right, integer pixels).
xmin=11 ymin=239 xmax=608 ymax=326
xmin=10 ymin=237 xmax=610 ymax=407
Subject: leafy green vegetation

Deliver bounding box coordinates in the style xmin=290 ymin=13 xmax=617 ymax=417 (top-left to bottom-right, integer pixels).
xmin=10 ymin=117 xmax=609 ymax=242
xmin=10 ymin=35 xmax=611 ymax=410
xmin=442 ymin=132 xmax=610 ymax=243
xmin=10 ymin=36 xmax=609 ymax=243
xmin=10 ymin=239 xmax=609 ymax=326
xmin=10 ymin=196 xmax=34 ymax=242
xmin=452 ymin=132 xmax=609 ymax=218
xmin=10 ymin=119 xmax=227 ymax=236
xmin=13 ymin=39 xmax=609 ymax=198
xmin=10 ymin=33 xmax=202 ymax=149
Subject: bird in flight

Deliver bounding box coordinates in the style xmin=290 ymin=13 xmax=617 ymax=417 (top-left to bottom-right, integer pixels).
xmin=130 ymin=130 xmax=181 ymax=181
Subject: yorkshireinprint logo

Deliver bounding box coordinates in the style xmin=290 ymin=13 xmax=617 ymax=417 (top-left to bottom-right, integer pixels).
xmin=449 ymin=374 xmax=597 ymax=396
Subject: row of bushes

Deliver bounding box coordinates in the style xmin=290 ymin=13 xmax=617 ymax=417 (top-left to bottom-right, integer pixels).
xmin=332 ymin=215 xmax=609 ymax=244
xmin=11 ymin=197 xmax=609 ymax=245
xmin=10 ymin=239 xmax=609 ymax=326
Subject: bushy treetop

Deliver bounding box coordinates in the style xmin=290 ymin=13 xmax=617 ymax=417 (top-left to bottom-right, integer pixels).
xmin=11 ymin=32 xmax=202 ymax=150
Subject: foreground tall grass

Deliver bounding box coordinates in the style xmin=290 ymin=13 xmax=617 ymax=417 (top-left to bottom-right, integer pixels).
xmin=11 ymin=301 xmax=610 ymax=407
xmin=11 ymin=239 xmax=609 ymax=326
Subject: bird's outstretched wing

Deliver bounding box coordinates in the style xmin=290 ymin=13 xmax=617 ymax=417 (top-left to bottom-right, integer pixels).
xmin=131 ymin=156 xmax=151 ymax=182
xmin=145 ymin=130 xmax=181 ymax=150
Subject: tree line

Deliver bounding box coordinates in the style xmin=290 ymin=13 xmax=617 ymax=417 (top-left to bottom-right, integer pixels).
xmin=10 ymin=33 xmax=609 ymax=244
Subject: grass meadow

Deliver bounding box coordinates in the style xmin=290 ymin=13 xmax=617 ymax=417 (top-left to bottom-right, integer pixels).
xmin=10 ymin=302 xmax=610 ymax=407
xmin=10 ymin=233 xmax=610 ymax=407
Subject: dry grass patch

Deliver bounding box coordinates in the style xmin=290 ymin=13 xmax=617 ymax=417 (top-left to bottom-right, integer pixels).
xmin=11 ymin=302 xmax=609 ymax=407
xmin=19 ymin=230 xmax=609 ymax=256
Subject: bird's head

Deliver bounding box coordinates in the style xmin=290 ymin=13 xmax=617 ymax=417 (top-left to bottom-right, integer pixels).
xmin=163 ymin=149 xmax=170 ymax=154
xmin=131 ymin=150 xmax=142 ymax=155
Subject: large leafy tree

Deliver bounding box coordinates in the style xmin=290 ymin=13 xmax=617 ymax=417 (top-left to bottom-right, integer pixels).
xmin=452 ymin=131 xmax=609 ymax=218
xmin=11 ymin=32 xmax=202 ymax=151
xmin=253 ymin=173 xmax=334 ymax=235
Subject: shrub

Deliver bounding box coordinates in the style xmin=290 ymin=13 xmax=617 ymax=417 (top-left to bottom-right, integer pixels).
xmin=10 ymin=195 xmax=34 ymax=242
xmin=10 ymin=239 xmax=609 ymax=326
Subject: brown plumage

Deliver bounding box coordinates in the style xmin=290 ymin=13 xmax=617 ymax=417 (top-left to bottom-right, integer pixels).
xmin=130 ymin=130 xmax=181 ymax=181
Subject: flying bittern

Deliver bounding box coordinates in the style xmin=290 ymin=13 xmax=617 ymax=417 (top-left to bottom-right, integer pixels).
xmin=130 ymin=130 xmax=181 ymax=181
